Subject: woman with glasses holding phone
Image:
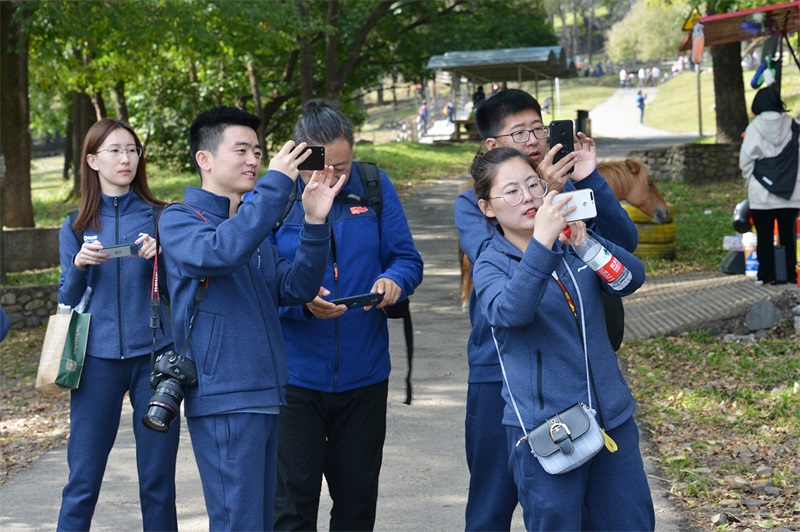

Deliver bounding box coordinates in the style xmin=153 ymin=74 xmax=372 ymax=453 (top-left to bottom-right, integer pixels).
xmin=468 ymin=147 xmax=654 ymax=532
xmin=56 ymin=118 xmax=178 ymax=531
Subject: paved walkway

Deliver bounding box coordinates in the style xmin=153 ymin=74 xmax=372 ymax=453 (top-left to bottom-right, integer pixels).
xmin=5 ymin=171 xmax=792 ymax=531
xmin=2 ymin=89 xmax=794 ymax=531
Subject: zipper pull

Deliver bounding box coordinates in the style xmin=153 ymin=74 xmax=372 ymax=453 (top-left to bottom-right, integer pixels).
xmin=334 ymin=263 xmax=339 ymax=280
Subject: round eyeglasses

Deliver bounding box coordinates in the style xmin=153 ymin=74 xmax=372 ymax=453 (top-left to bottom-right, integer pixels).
xmin=492 ymin=127 xmax=550 ymax=144
xmin=490 ymin=179 xmax=548 ymax=206
xmin=94 ymin=147 xmax=143 ymax=158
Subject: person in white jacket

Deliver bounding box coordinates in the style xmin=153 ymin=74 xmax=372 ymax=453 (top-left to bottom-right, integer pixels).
xmin=739 ymin=86 xmax=800 ymax=285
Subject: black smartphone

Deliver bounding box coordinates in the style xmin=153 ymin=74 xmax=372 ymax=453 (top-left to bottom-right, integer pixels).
xmin=297 ymin=146 xmax=325 ymax=171
xmin=549 ymin=119 xmax=575 ymax=173
xmin=329 ymin=292 xmax=384 ymax=309
xmin=102 ymin=244 xmax=139 ymax=258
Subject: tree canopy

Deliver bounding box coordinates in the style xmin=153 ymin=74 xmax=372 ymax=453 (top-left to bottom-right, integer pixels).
xmin=26 ymin=0 xmax=555 ymax=174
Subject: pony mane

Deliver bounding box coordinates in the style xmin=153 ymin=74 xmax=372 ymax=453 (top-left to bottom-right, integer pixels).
xmin=597 ymin=158 xmax=647 ymax=200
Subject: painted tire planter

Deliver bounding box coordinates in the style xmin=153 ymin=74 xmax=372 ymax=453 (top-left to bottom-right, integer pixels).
xmin=622 ymin=203 xmax=677 ymax=259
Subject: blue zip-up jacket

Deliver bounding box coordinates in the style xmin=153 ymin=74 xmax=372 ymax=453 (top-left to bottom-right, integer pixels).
xmin=455 ymin=169 xmax=638 ymax=383
xmin=58 ymin=191 xmax=172 ymax=359
xmin=158 ymin=170 xmax=330 ymax=417
xmin=272 ymin=163 xmax=423 ymax=393
xmin=472 ymin=229 xmax=645 ymax=431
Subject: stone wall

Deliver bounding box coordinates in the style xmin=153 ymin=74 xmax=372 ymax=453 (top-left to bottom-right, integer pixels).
xmin=629 ymin=142 xmax=742 ymax=183
xmin=1 ymin=284 xmax=59 ymax=329
xmin=4 ymin=226 xmax=61 ymax=272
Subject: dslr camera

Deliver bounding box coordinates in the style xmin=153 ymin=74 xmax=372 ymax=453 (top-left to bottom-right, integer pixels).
xmin=142 ymin=351 xmax=198 ymax=433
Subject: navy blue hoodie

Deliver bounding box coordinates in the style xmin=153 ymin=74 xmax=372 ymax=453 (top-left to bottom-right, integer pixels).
xmin=58 ymin=190 xmax=172 ymax=359
xmin=473 ymin=229 xmax=645 ymax=431
xmin=158 ymin=170 xmax=330 ymax=417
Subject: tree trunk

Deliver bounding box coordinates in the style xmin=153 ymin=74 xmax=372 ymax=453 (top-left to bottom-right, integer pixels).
xmin=586 ymin=0 xmax=594 ymax=65
xmin=323 ymin=0 xmax=341 ymax=99
xmin=187 ymin=58 xmax=199 ymax=117
xmin=112 ymin=81 xmax=129 ymax=122
xmin=63 ymin=116 xmax=73 ymax=181
xmin=67 ymin=91 xmax=95 ymax=201
xmin=711 ymin=42 xmax=748 ymax=144
xmin=91 ymin=90 xmax=106 ymax=120
xmin=0 ymin=1 xmax=35 ymax=228
xmin=300 ymin=40 xmax=314 ymax=103
xmin=246 ymin=59 xmax=266 ymax=147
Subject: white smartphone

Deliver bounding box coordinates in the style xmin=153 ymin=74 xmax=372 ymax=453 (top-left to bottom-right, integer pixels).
xmin=553 ymin=188 xmax=596 ymax=222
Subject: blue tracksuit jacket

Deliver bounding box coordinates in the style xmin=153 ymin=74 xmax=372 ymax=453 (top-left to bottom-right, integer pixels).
xmin=271 ymin=163 xmax=423 ymax=393
xmin=157 ymin=170 xmax=330 ymax=417
xmin=455 ymin=169 xmax=638 ymax=384
xmin=58 ymin=190 xmax=172 ymax=359
xmin=472 ymin=229 xmax=645 ymax=430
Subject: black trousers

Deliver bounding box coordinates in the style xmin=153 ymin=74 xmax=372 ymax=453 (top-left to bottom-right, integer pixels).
xmin=751 ymin=208 xmax=799 ymax=283
xmin=274 ymin=380 xmax=388 ymax=531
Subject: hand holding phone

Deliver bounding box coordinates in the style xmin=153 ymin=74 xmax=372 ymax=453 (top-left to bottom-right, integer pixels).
xmin=101 ymin=244 xmax=139 ymax=258
xmin=328 ymin=292 xmax=385 ymax=310
xmin=553 ymin=189 xmax=596 ymax=222
xmin=549 ymin=120 xmax=575 ymax=173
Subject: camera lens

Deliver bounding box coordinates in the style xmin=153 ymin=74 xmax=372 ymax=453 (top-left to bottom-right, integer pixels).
xmin=142 ymin=377 xmax=184 ymax=433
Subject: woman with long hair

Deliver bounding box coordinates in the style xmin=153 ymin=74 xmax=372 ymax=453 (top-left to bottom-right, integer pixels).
xmin=57 ymin=118 xmax=178 ymax=531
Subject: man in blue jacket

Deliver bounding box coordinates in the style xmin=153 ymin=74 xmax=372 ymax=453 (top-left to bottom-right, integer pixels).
xmin=158 ymin=106 xmax=344 ymax=531
xmin=271 ymin=100 xmax=423 ymax=530
xmin=454 ymin=89 xmax=638 ymax=531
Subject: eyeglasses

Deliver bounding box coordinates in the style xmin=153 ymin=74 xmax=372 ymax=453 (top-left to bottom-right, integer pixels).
xmin=492 ymin=127 xmax=550 ymax=144
xmin=94 ymin=147 xmax=143 ymax=158
xmin=490 ymin=179 xmax=548 ymax=206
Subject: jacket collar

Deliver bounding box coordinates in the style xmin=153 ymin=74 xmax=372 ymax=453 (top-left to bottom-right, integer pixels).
xmin=182 ymin=186 xmax=232 ymax=219
xmin=100 ymin=188 xmax=140 ymax=213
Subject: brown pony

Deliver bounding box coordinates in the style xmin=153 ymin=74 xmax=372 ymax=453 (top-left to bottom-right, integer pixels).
xmin=458 ymin=157 xmax=668 ymax=308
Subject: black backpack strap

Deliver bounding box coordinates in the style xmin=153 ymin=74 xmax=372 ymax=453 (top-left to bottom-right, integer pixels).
xmin=355 ymin=162 xmax=414 ymax=405
xmin=272 ymin=182 xmax=302 ymax=232
xmin=355 ymin=162 xmax=383 ymax=224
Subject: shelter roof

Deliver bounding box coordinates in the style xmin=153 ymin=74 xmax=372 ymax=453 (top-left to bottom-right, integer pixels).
xmin=678 ymin=0 xmax=800 ymax=51
xmin=425 ymin=46 xmax=577 ymax=82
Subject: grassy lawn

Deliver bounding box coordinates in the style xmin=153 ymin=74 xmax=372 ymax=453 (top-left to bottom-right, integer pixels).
xmin=619 ymin=331 xmax=800 ymax=530
xmin=649 ymin=66 xmax=800 ymax=137
xmin=523 ymin=75 xmax=620 ymax=122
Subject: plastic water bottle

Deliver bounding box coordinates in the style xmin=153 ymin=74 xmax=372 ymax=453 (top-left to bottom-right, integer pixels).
xmin=570 ymin=233 xmax=632 ymax=291
xmin=75 ymin=286 xmax=93 ymax=313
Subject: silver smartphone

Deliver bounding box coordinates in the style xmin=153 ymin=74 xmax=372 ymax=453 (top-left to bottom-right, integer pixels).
xmin=101 ymin=244 xmax=139 ymax=258
xmin=553 ymin=188 xmax=596 ymax=222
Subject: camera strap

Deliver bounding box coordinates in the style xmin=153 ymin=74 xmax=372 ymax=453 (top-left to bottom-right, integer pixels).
xmin=149 ymin=203 xmax=209 ymax=368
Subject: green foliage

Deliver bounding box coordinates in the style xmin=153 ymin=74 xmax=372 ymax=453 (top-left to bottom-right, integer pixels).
xmin=25 ymin=0 xmax=556 ymax=173
xmin=605 ymin=0 xmax=687 ymax=62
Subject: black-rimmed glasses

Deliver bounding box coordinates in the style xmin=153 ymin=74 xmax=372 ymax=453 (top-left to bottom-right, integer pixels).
xmin=490 ymin=179 xmax=548 ymax=206
xmin=492 ymin=127 xmax=550 ymax=144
